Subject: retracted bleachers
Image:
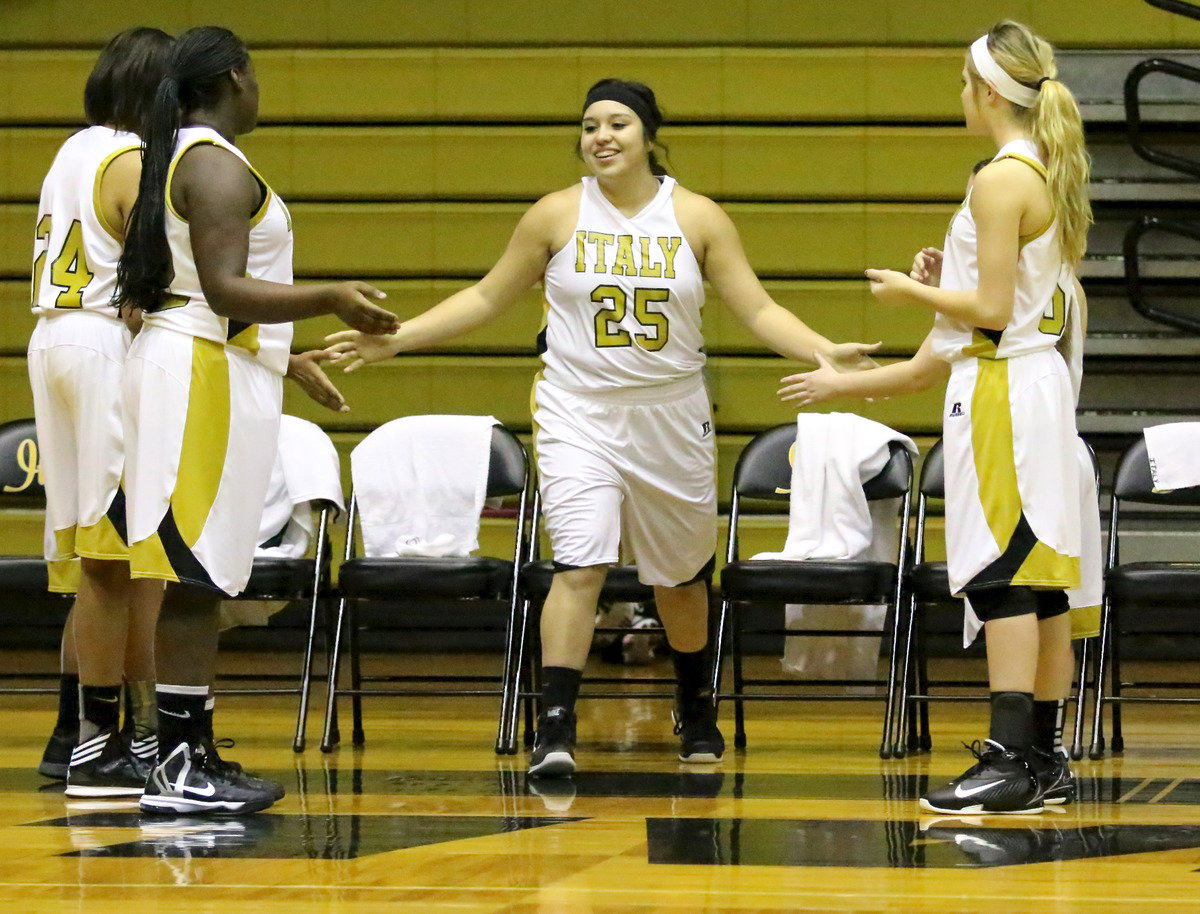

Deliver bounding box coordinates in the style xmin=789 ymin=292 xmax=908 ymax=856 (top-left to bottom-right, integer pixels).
xmin=2 ymin=0 xmax=1199 ymax=589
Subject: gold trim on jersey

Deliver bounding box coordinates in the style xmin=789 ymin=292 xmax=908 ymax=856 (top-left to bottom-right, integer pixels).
xmin=92 ymin=144 xmax=141 ymax=243
xmin=994 ymin=152 xmax=1055 ymax=249
xmin=166 ymin=137 xmax=273 ymax=226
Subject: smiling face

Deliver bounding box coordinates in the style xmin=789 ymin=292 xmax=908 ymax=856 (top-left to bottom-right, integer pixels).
xmin=580 ymin=100 xmax=652 ymax=179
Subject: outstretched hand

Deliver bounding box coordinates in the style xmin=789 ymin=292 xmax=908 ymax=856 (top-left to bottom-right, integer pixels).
xmin=778 ymin=352 xmax=844 ymax=406
xmin=323 ymin=328 xmax=402 ymax=373
xmin=287 ymin=349 xmax=349 ymax=413
xmin=328 ymin=281 xmax=400 ymax=335
xmin=823 ymin=340 xmax=882 ymax=372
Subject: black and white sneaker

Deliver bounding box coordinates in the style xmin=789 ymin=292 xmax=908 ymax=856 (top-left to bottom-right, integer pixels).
xmin=140 ymin=741 xmax=279 ymax=815
xmin=204 ymin=736 xmax=285 ymax=802
xmin=529 ymin=706 xmax=576 ymax=778
xmin=919 ymin=740 xmax=1043 ymax=815
xmin=65 ymin=728 xmax=146 ymax=797
xmin=673 ymin=692 xmax=725 ymax=764
xmin=38 ymin=727 xmax=77 ymax=780
xmin=1027 ymin=746 xmax=1076 ymax=806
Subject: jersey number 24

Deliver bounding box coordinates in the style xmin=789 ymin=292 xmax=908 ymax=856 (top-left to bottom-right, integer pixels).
xmin=32 ymin=216 xmax=95 ymax=309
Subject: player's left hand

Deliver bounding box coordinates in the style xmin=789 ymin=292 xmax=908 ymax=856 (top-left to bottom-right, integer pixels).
xmin=865 ymin=268 xmax=918 ymax=306
xmin=286 ymin=349 xmax=349 ymax=413
xmin=823 ymin=340 xmax=881 ymax=372
xmin=778 ymin=352 xmax=843 ymax=406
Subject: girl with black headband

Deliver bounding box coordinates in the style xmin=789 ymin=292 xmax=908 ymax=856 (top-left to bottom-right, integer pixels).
xmin=781 ymin=20 xmax=1092 ymax=815
xmin=327 ymin=77 xmax=879 ymax=777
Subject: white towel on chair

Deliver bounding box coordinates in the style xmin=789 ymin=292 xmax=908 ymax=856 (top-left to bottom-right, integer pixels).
xmin=351 ymin=414 xmax=498 ymax=558
xmin=748 ymin=413 xmax=916 ymax=678
xmin=1144 ymin=422 xmax=1200 ymax=493
xmin=255 ymin=415 xmax=345 ymax=560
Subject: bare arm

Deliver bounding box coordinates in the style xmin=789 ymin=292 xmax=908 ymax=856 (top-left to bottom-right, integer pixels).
xmin=324 ymin=191 xmax=568 ymax=370
xmin=680 ymin=192 xmax=879 ymax=370
xmin=97 ymin=147 xmax=140 ymax=242
xmin=176 ymin=144 xmax=397 ymax=333
xmin=865 ymin=162 xmax=1040 ymax=331
xmin=778 ymin=331 xmax=949 ymax=405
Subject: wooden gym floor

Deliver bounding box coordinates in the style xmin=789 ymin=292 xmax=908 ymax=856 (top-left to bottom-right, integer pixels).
xmin=2 ymin=653 xmax=1200 ymax=912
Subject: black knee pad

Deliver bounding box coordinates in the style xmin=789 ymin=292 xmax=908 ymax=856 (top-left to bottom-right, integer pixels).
xmin=967 ymin=585 xmax=1037 ymax=622
xmin=1034 ymin=589 xmax=1069 ymax=621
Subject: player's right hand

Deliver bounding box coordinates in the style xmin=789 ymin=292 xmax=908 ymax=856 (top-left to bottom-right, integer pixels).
xmin=323 ymin=329 xmax=402 ymax=373
xmin=326 ymin=281 xmax=400 ymax=335
xmin=909 ymin=247 xmax=943 ymax=287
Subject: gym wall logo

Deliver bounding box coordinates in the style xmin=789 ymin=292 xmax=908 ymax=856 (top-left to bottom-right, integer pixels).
xmin=2 ymin=438 xmax=43 ymax=493
xmin=948 ymin=402 xmax=964 ymax=418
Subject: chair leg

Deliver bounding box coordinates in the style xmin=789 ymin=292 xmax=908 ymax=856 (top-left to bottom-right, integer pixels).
xmin=711 ymin=598 xmax=731 ymax=703
xmin=503 ymin=598 xmax=534 ymax=755
xmin=494 ymin=586 xmax=523 ymax=756
xmin=348 ymin=599 xmax=365 ymax=747
xmin=1088 ymin=599 xmax=1113 ymax=760
xmin=1070 ymin=635 xmax=1091 ymax=761
xmin=879 ymin=592 xmax=905 ymax=760
xmin=320 ymin=594 xmax=350 ymax=753
xmin=293 ymin=589 xmax=323 ymax=753
xmin=915 ymin=607 xmax=931 ymax=752
xmin=892 ymin=595 xmax=917 ymax=759
xmin=1108 ymin=604 xmax=1124 ymax=754
xmin=731 ymin=604 xmax=746 ymax=750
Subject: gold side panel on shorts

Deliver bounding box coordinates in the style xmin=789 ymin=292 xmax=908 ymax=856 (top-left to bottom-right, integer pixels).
xmin=46 ymin=557 xmax=79 ymax=594
xmin=227 ymin=322 xmax=261 ymax=356
xmin=173 ymin=338 xmax=231 ymax=548
xmin=970 ymin=358 xmax=1078 ymax=589
xmin=75 ymin=514 xmax=129 ymax=561
xmin=1071 ymin=602 xmax=1101 ymax=640
xmin=51 ymin=525 xmax=76 ymax=559
xmin=130 ymin=530 xmax=179 ymax=583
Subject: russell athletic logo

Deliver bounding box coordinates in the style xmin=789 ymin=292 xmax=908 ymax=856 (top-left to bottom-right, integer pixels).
xmin=949 ymin=402 xmax=964 ymax=418
xmin=701 ymin=421 xmax=712 ymax=437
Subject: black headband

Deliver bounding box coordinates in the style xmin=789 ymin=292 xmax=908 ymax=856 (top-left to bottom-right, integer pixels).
xmin=582 ymin=85 xmax=657 ymax=133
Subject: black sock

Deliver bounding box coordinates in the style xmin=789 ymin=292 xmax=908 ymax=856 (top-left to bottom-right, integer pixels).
xmin=55 ymin=674 xmax=79 ymax=734
xmin=988 ymin=691 xmax=1035 ymax=751
xmin=78 ymin=684 xmax=121 ymax=742
xmin=1034 ymin=698 xmax=1066 ymax=754
xmin=541 ymin=666 xmax=582 ymax=713
xmin=203 ymin=696 xmax=215 ymax=742
xmin=156 ymin=686 xmax=208 ymax=758
xmin=671 ymin=645 xmax=711 ymax=702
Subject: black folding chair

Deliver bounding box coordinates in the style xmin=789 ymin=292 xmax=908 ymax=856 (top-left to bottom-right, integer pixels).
xmin=897 ymin=438 xmax=1099 ymax=760
xmin=1089 ymin=434 xmax=1200 ymax=758
xmin=320 ymin=424 xmax=531 ymax=754
xmin=713 ymin=424 xmax=913 ymax=757
xmin=0 ymin=419 xmax=73 ymax=695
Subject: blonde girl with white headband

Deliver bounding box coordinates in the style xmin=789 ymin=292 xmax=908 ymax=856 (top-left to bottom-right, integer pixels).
xmin=779 ymin=20 xmax=1092 ymax=815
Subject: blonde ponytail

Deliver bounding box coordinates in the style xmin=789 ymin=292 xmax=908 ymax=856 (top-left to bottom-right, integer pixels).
xmin=969 ymin=20 xmax=1093 ymax=267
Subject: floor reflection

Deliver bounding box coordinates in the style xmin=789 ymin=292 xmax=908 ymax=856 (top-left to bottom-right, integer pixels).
xmin=646 ymin=817 xmax=1200 ymax=868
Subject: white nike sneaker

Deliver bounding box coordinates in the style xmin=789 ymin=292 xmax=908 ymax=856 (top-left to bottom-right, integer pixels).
xmin=139 ymin=741 xmax=278 ymax=816
xmin=919 ymin=739 xmax=1043 ymax=815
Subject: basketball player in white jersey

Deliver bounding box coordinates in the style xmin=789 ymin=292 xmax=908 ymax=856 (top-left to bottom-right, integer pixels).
xmin=325 ymin=78 xmax=880 ymax=776
xmin=116 ymin=26 xmax=397 ymax=814
xmin=780 ymin=21 xmax=1092 ymax=814
xmin=28 ymin=28 xmax=175 ymax=796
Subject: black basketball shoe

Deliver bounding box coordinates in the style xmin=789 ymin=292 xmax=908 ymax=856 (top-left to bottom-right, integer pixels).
xmin=140 ymin=741 xmax=279 ymax=815
xmin=64 ymin=728 xmax=146 ymax=797
xmin=529 ymin=706 xmax=577 ymax=778
xmin=38 ymin=727 xmax=77 ymax=780
xmin=1027 ymin=746 xmax=1076 ymax=806
xmin=204 ymin=736 xmax=286 ymax=802
xmin=919 ymin=739 xmax=1043 ymax=815
xmin=673 ymin=691 xmax=725 ymax=764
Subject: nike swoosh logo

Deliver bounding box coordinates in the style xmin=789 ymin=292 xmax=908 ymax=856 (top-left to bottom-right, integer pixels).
xmin=159 ymin=708 xmax=191 ymax=719
xmin=94 ymin=696 xmax=120 ymax=703
xmin=181 ymin=782 xmax=217 ymax=797
xmin=954 ymin=779 xmax=1005 ymax=799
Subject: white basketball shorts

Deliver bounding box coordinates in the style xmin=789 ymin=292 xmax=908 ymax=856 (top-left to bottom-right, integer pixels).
xmin=123 ymin=325 xmax=282 ymax=597
xmin=27 ymin=312 xmax=132 ymax=585
xmin=532 ymin=374 xmax=718 ymax=587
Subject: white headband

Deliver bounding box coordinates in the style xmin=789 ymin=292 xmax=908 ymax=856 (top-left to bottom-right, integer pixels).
xmin=970 ymin=35 xmax=1040 ymax=108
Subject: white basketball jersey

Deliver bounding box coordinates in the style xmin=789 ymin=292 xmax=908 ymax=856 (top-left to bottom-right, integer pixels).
xmin=145 ymin=126 xmax=294 ymax=376
xmin=31 ymin=126 xmax=141 ymax=319
xmin=540 ymin=176 xmax=705 ymax=392
xmin=932 ymin=139 xmax=1077 ymax=363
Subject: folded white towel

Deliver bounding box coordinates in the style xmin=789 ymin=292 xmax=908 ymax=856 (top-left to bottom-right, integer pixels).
xmin=747 ymin=413 xmax=916 ymax=679
xmin=351 ymin=414 xmax=498 ymax=558
xmin=255 ymin=415 xmax=345 ymax=560
xmin=1144 ymin=422 xmax=1200 ymax=493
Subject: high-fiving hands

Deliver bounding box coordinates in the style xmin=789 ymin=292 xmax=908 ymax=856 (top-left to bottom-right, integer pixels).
xmin=777 ymin=351 xmax=844 ymax=407
xmin=287 ymin=349 xmax=349 ymax=413
xmin=323 ymin=328 xmax=403 ymax=373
